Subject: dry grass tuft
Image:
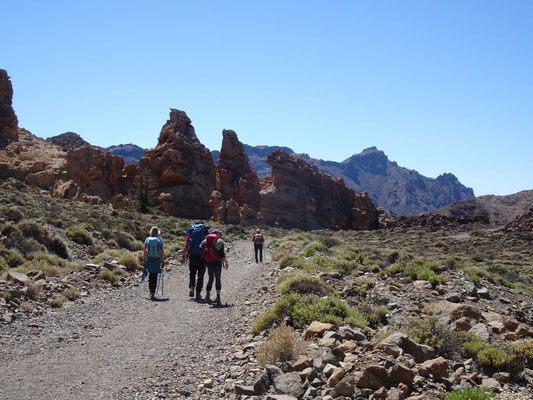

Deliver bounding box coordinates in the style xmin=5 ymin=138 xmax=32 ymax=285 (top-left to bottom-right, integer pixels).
xmin=255 ymin=323 xmax=307 ymax=367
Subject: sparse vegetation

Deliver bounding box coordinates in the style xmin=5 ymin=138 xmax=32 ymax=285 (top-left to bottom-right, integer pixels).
xmin=444 ymin=387 xmax=496 ymax=400
xmin=66 ymin=227 xmax=94 ymax=246
xmin=255 ymin=323 xmax=308 ymax=366
xmin=48 ymin=298 xmax=64 ymax=308
xmin=99 ymin=269 xmax=119 ymax=283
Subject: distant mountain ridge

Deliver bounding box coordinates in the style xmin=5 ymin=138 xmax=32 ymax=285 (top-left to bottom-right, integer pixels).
xmin=435 ymin=189 xmax=533 ymax=225
xmin=45 ymin=133 xmax=145 ymax=165
xmin=214 ymin=145 xmax=474 ymax=215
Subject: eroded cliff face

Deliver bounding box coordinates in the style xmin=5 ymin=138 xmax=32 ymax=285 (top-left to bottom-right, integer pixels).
xmin=139 ymin=109 xmax=216 ymax=218
xmin=0 ymin=129 xmax=67 ymax=189
xmin=259 ymin=150 xmax=378 ymax=230
xmin=51 ymin=145 xmax=137 ymax=207
xmin=0 ymin=70 xmax=19 ymax=148
xmin=210 ymin=129 xmax=261 ymax=224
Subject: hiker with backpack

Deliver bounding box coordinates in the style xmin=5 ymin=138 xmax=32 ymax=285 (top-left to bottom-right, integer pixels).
xmin=144 ymin=226 xmax=165 ymax=300
xmin=181 ymin=222 xmax=209 ymax=301
xmin=252 ymin=229 xmax=265 ymax=263
xmin=200 ymin=229 xmax=229 ymax=306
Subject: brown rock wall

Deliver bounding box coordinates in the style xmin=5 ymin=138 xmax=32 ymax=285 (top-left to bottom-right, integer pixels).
xmin=0 ymin=70 xmax=18 ymax=148
xmin=51 ymin=145 xmax=137 ymax=205
xmin=259 ymin=150 xmax=378 ymax=230
xmin=139 ymin=109 xmax=215 ymax=218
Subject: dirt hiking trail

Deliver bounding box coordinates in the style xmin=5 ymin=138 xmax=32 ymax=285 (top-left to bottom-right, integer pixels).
xmin=0 ymin=239 xmax=275 ymax=399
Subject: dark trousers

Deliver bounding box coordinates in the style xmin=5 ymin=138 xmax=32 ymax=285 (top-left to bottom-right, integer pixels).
xmin=254 ymin=244 xmax=263 ymax=263
xmin=149 ymin=272 xmax=158 ymax=295
xmin=189 ymin=254 xmax=206 ymax=294
xmin=206 ymin=261 xmax=222 ymax=291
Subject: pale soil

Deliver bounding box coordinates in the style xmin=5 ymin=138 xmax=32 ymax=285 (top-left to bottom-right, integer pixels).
xmin=0 ymin=240 xmax=274 ymax=400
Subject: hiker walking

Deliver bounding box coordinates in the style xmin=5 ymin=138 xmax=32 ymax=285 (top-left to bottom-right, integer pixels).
xmin=252 ymin=229 xmax=265 ymax=263
xmin=200 ymin=229 xmax=229 ymax=306
xmin=181 ymin=222 xmax=209 ymax=301
xmin=144 ymin=226 xmax=165 ymax=300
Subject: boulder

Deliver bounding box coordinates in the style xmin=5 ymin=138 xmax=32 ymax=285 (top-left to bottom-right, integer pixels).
xmin=7 ymin=272 xmax=29 ymax=286
xmin=426 ymin=300 xmax=482 ymax=321
xmin=388 ymin=363 xmax=415 ymax=386
xmin=380 ymin=332 xmax=434 ymax=363
xmin=303 ymin=321 xmax=335 ymax=339
xmin=273 ymin=372 xmax=305 ymax=398
xmin=355 ymin=365 xmax=390 ymax=390
xmin=418 ymin=357 xmax=449 ymax=380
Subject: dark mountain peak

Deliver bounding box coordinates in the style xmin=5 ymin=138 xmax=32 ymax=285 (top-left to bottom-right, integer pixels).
xmin=104 ymin=143 xmax=145 ymax=165
xmin=45 ymin=132 xmax=90 ymax=151
xmin=343 ymin=147 xmax=389 ymax=175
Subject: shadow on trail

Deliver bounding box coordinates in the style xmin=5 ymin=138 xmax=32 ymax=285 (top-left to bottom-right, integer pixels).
xmin=210 ymin=303 xmax=233 ymax=309
xmin=144 ymin=297 xmax=170 ymax=302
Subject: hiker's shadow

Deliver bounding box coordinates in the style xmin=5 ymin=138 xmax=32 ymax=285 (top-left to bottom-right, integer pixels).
xmin=210 ymin=303 xmax=233 ymax=309
xmin=145 ymin=297 xmax=170 ymax=302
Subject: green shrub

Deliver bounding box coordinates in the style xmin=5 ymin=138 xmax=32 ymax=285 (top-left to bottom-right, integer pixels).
xmin=444 ymin=387 xmax=496 ymax=400
xmin=117 ymin=253 xmax=141 ymax=271
xmin=115 ymin=231 xmax=142 ymax=251
xmin=279 ymin=276 xmax=337 ymax=296
xmin=1 ymin=206 xmax=24 ymax=222
xmin=319 ymin=236 xmax=341 ymax=249
xmin=409 ymin=317 xmax=475 ymax=360
xmin=99 ymin=269 xmax=118 ymax=283
xmin=48 ymin=298 xmax=64 ymax=308
xmin=48 ymin=237 xmax=69 ymax=259
xmin=477 ymin=346 xmax=512 ymax=370
xmin=302 ymin=241 xmax=327 ymax=257
xmin=0 ymin=246 xmax=24 ymax=268
xmin=66 ymin=227 xmax=94 ymax=246
xmin=252 ymin=294 xmax=369 ymax=334
xmin=279 ymin=254 xmax=305 ymax=269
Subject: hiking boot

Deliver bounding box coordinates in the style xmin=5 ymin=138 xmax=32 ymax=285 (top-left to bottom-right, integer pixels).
xmin=195 ymin=293 xmax=202 ymax=301
xmin=215 ymin=294 xmax=222 ymax=306
xmin=151 ymin=293 xmax=156 ymax=300
xmin=189 ymin=288 xmax=194 ymax=297
xmin=205 ymin=293 xmax=211 ymax=304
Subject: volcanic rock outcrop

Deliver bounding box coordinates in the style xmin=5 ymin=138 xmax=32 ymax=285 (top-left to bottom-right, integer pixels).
xmin=52 ymin=145 xmax=137 ymax=206
xmin=260 ymin=150 xmax=378 ymax=230
xmin=210 ymin=129 xmax=261 ymax=224
xmin=0 ymin=69 xmax=18 ymax=148
xmin=0 ymin=129 xmax=67 ymax=189
xmin=139 ymin=109 xmax=216 ymax=218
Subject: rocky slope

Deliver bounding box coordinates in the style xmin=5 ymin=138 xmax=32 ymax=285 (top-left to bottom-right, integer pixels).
xmin=0 ymin=129 xmax=67 ymax=189
xmin=435 ymin=189 xmax=533 ymax=225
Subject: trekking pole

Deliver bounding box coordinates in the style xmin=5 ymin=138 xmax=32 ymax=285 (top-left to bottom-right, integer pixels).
xmin=161 ymin=268 xmax=164 ymax=297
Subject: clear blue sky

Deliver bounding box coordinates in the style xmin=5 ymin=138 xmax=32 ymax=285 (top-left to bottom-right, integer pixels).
xmin=3 ymin=0 xmax=532 ymax=196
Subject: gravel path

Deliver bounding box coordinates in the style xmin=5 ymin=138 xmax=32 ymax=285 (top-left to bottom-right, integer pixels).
xmin=0 ymin=240 xmax=275 ymax=400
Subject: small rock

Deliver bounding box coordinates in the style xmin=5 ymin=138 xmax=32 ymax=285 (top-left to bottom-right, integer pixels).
xmin=303 ymin=321 xmax=334 ymax=339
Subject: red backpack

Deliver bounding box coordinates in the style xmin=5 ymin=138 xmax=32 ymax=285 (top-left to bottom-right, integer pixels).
xmin=202 ymin=233 xmax=221 ymax=262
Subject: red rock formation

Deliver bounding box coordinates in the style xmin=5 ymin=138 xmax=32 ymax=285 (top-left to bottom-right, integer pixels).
xmin=0 ymin=129 xmax=67 ymax=189
xmin=139 ymin=109 xmax=215 ymax=218
xmin=259 ymin=150 xmax=378 ymax=230
xmin=51 ymin=145 xmax=137 ymax=206
xmin=0 ymin=70 xmax=19 ymax=148
xmin=211 ymin=129 xmax=261 ymax=224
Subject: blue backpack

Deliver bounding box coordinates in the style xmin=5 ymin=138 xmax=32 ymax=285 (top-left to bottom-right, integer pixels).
xmin=186 ymin=224 xmax=208 ymax=255
xmin=146 ymin=236 xmax=161 ymax=260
